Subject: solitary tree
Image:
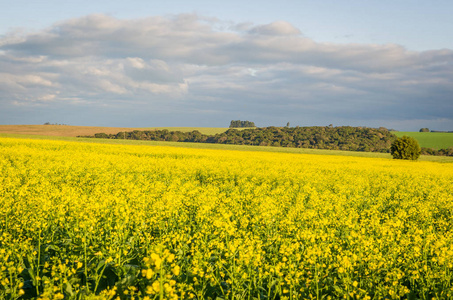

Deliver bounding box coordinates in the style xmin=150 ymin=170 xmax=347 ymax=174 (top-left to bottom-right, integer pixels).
xmin=390 ymin=136 xmax=421 ymax=160
xmin=419 ymin=128 xmax=430 ymax=132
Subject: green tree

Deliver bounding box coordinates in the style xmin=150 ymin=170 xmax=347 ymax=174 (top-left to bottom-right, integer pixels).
xmin=229 ymin=120 xmax=255 ymax=128
xmin=419 ymin=128 xmax=430 ymax=132
xmin=390 ymin=136 xmax=421 ymax=160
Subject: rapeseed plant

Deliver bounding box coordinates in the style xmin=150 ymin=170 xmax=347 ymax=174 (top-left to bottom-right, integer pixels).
xmin=0 ymin=137 xmax=452 ymax=299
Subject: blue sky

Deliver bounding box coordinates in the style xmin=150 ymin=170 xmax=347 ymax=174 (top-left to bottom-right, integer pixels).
xmin=3 ymin=0 xmax=453 ymax=51
xmin=1 ymin=0 xmax=452 ymax=130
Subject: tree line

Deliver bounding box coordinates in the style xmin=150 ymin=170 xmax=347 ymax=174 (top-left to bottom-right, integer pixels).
xmin=82 ymin=126 xmax=453 ymax=156
xmin=82 ymin=126 xmax=404 ymax=153
xmin=420 ymin=147 xmax=453 ymax=156
xmin=208 ymin=126 xmax=396 ymax=152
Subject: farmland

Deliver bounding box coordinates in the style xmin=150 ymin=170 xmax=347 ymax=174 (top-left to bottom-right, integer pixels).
xmin=1 ymin=137 xmax=453 ymax=299
xmin=394 ymin=132 xmax=453 ymax=150
xmin=0 ymin=125 xmax=228 ymax=137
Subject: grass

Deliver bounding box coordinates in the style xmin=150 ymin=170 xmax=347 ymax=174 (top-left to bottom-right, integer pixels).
xmin=1 ymin=132 xmax=452 ymax=163
xmin=394 ymin=131 xmax=453 ymax=149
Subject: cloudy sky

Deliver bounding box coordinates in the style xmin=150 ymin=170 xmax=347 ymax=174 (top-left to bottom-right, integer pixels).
xmin=1 ymin=0 xmax=452 ymax=130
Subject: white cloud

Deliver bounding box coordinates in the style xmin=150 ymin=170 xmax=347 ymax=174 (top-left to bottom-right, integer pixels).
xmin=0 ymin=14 xmax=452 ymax=130
xmin=126 ymin=57 xmax=146 ymax=69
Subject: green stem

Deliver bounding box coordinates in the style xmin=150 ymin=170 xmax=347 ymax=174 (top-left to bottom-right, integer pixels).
xmin=84 ymin=238 xmax=88 ymax=291
xmin=316 ymin=264 xmax=319 ymax=300
xmin=36 ymin=228 xmax=41 ymax=297
xmin=94 ymin=262 xmax=108 ymax=294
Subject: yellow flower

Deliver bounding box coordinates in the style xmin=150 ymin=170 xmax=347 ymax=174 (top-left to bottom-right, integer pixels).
xmin=172 ymin=265 xmax=180 ymax=276
xmin=152 ymin=281 xmax=160 ymax=293
xmin=143 ymin=269 xmax=154 ymax=279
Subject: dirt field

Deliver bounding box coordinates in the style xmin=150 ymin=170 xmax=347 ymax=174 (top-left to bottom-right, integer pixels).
xmin=0 ymin=125 xmax=229 ymax=137
xmin=0 ymin=125 xmax=152 ymax=137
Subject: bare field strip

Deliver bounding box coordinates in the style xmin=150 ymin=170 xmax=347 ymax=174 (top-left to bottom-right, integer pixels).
xmin=0 ymin=125 xmax=228 ymax=137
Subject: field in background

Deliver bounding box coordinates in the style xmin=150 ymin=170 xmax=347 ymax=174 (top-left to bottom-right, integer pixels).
xmin=0 ymin=125 xmax=228 ymax=137
xmin=394 ymin=131 xmax=453 ymax=149
xmin=1 ymin=125 xmax=453 ymax=162
xmin=1 ymin=132 xmax=452 ymax=162
xmin=1 ymin=137 xmax=452 ymax=299
xmin=3 ymin=126 xmax=452 ymax=150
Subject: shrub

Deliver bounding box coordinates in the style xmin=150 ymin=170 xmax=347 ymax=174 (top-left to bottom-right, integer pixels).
xmin=391 ymin=136 xmax=421 ymax=160
xmin=94 ymin=132 xmax=109 ymax=139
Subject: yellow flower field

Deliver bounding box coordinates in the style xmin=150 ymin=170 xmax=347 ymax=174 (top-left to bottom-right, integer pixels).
xmin=1 ymin=137 xmax=452 ymax=299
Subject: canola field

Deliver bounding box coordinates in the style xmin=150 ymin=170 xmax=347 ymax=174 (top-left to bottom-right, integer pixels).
xmin=1 ymin=137 xmax=453 ymax=300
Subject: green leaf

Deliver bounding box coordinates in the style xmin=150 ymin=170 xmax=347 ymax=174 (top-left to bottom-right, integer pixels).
xmin=45 ymin=244 xmax=60 ymax=252
xmin=63 ymin=281 xmax=74 ymax=297
xmin=96 ymin=260 xmax=106 ymax=273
